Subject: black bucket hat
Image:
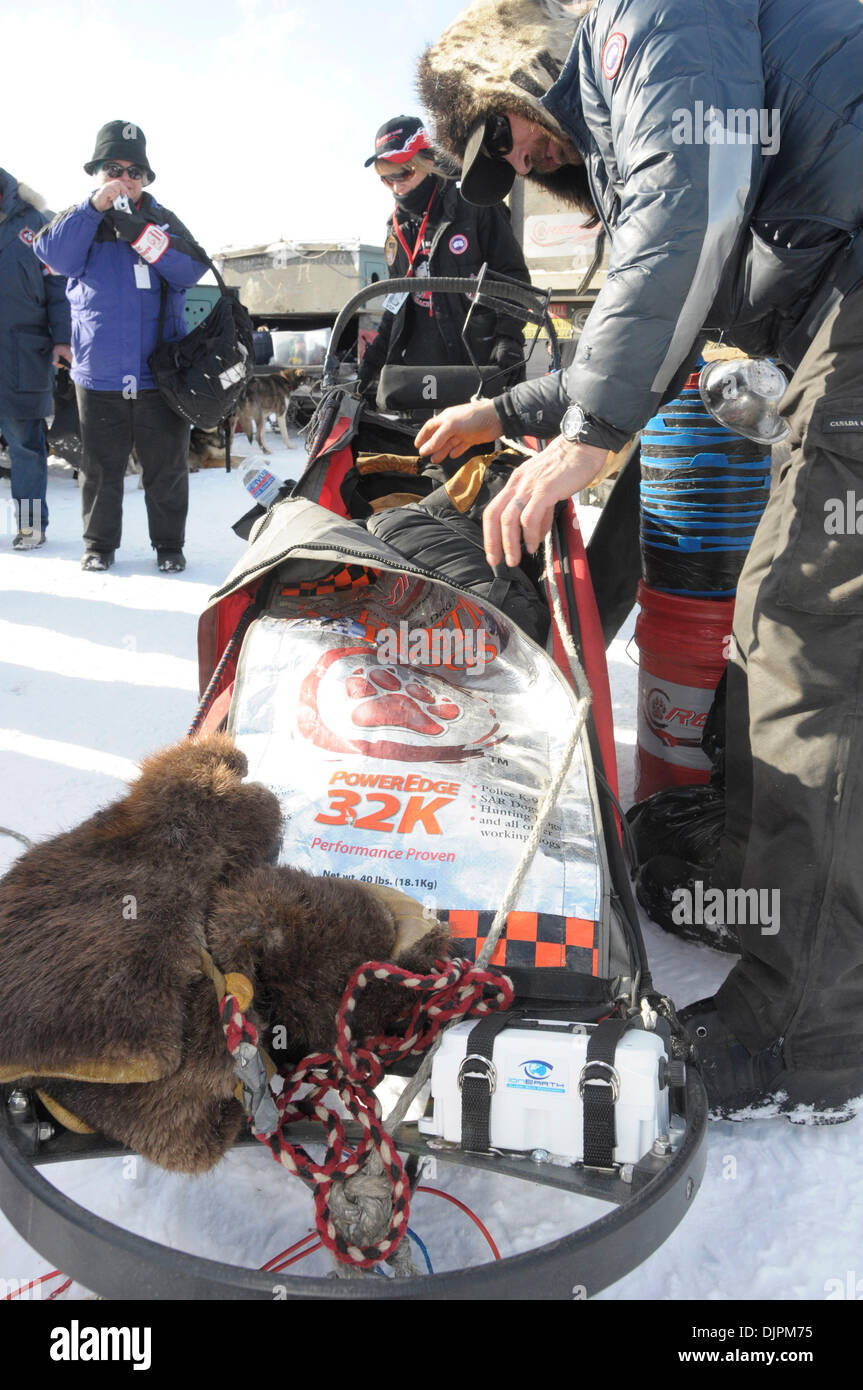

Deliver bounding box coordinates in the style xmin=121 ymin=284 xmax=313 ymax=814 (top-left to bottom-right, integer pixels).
xmin=364 ymin=116 xmax=433 ymax=167
xmin=84 ymin=121 xmax=155 ymax=184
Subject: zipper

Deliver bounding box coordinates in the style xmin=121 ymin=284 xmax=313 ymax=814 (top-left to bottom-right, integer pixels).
xmin=585 ymin=156 xmax=614 ymax=243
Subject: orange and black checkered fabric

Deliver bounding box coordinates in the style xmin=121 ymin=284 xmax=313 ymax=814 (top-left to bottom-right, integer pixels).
xmin=446 ymin=909 xmax=598 ymax=975
xmin=279 ymin=564 xmax=376 ymax=598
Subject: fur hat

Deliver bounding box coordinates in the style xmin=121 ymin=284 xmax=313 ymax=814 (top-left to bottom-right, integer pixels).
xmin=417 ymin=0 xmax=596 ymax=211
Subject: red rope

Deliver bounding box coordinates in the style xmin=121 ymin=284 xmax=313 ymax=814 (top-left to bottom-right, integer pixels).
xmin=3 ymin=1270 xmax=66 ymax=1300
xmin=417 ymin=1185 xmax=502 ymax=1260
xmin=219 ymin=955 xmax=513 ymax=1270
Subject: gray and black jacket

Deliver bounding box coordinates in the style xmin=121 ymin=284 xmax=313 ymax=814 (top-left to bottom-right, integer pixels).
xmin=422 ymin=0 xmax=863 ymax=452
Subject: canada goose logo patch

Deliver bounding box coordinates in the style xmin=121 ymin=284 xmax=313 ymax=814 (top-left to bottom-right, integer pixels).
xmin=601 ymin=32 xmax=626 ymax=81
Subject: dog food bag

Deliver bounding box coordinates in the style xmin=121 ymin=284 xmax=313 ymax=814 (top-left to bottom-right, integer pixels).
xmin=229 ymin=569 xmax=607 ymax=976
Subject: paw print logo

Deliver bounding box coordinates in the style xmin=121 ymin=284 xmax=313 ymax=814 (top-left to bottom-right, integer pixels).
xmin=346 ymin=666 xmax=462 ymax=736
xmin=298 ymin=647 xmax=503 ymax=763
xmin=645 ymin=686 xmax=670 ymax=729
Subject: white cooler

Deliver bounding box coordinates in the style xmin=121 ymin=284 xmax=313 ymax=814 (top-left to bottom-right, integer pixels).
xmin=418 ymin=1018 xmax=670 ymax=1165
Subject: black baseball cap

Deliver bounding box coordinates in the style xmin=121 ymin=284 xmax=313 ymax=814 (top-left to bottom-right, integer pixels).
xmin=460 ymin=119 xmax=517 ymax=206
xmin=364 ymin=116 xmax=433 ymax=167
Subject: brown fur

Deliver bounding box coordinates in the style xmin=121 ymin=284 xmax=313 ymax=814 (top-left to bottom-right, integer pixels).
xmin=0 ymin=736 xmax=448 ymax=1173
xmin=235 ymin=370 xmax=307 ymax=454
xmin=188 ymin=426 xmax=245 ymax=472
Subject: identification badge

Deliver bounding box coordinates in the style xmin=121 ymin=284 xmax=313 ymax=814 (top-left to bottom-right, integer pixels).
xmin=134 ymin=260 xmax=151 ymax=289
xmin=131 ymin=222 xmax=170 ymax=264
xmin=383 ymin=291 xmax=409 ymax=315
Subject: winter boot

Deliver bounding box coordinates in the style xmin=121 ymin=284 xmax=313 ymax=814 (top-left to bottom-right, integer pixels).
xmin=13 ymin=529 xmax=46 ymax=551
xmin=679 ymin=998 xmax=863 ymax=1125
xmin=635 ymin=854 xmax=742 ymax=953
xmin=157 ymin=549 xmax=186 ymax=573
xmin=81 ymin=550 xmax=114 ymax=572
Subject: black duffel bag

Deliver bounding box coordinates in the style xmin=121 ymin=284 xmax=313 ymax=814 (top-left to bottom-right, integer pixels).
xmin=149 ymin=262 xmax=255 ymax=439
xmin=367 ymin=451 xmax=549 ymax=647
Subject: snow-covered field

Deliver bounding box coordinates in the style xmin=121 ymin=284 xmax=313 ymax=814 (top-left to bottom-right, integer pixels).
xmin=1 ymin=428 xmax=860 ymax=1304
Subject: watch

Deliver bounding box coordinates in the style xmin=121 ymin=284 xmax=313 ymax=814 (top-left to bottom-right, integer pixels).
xmin=561 ymin=403 xmax=587 ymax=443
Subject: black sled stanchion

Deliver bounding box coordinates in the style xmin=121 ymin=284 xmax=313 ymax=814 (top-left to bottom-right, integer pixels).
xmin=0 ymin=1073 xmax=706 ymax=1299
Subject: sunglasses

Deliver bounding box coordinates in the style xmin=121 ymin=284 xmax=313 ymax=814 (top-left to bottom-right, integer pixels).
xmin=379 ymin=166 xmax=417 ymax=186
xmin=483 ymin=114 xmax=513 ymax=160
xmin=101 ymin=162 xmax=147 ymax=181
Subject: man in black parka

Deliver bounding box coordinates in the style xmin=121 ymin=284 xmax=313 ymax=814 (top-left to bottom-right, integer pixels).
xmin=415 ymin=0 xmax=863 ymax=1125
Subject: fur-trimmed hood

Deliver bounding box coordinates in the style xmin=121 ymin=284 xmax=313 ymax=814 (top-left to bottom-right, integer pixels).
xmin=417 ymin=0 xmax=596 ymax=211
xmin=0 ymin=170 xmax=47 ymax=221
xmin=16 ymin=181 xmax=47 ymax=212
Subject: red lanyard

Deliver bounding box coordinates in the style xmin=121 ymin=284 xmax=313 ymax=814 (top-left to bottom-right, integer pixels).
xmin=392 ymin=185 xmax=437 ymax=277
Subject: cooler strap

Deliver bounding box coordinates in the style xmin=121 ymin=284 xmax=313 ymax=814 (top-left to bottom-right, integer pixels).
xmin=458 ymin=1009 xmax=521 ymax=1153
xmin=581 ymin=1017 xmax=633 ymax=1170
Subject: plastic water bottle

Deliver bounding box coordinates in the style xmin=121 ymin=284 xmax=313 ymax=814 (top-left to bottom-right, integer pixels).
xmin=241 ymin=464 xmax=282 ymax=509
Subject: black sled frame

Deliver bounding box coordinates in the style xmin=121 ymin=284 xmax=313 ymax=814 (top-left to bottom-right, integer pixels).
xmin=0 ymin=272 xmax=707 ymax=1299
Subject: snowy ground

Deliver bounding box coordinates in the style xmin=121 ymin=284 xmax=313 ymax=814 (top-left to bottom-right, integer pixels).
xmin=1 ymin=427 xmax=860 ymax=1305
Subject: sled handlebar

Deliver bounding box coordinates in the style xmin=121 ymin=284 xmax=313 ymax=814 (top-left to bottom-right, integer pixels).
xmin=323 ymin=271 xmax=560 ymax=388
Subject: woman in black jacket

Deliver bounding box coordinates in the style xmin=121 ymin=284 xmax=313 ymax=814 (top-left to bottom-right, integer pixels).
xmin=358 ymin=116 xmax=530 ymax=416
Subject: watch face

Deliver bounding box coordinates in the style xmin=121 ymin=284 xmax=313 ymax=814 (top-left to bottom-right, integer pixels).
xmin=562 ymin=404 xmax=586 ymax=441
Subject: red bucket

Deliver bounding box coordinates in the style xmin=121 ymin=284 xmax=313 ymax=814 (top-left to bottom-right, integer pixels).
xmin=634 ymin=581 xmax=734 ymax=802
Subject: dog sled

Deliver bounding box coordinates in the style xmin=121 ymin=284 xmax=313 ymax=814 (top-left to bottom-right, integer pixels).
xmin=0 ymin=275 xmax=707 ymax=1299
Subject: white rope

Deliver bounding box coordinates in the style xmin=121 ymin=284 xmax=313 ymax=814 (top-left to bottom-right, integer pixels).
xmin=0 ymin=827 xmax=32 ymax=849
xmin=386 ymin=528 xmax=593 ymax=1129
xmin=329 ymin=523 xmax=595 ymax=1273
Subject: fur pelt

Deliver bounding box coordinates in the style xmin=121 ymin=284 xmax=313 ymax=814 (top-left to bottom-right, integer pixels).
xmin=0 ymin=736 xmax=282 ymax=1088
xmin=0 ymin=735 xmax=449 ymax=1173
xmin=417 ymin=0 xmax=596 ymax=213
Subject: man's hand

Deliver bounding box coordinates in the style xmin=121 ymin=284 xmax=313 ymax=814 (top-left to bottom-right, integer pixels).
xmin=483 ymin=436 xmax=608 ymax=567
xmin=415 ymin=399 xmax=503 ymax=464
xmin=52 ymin=344 xmax=72 ymax=368
xmin=90 ymin=181 xmax=130 ymax=213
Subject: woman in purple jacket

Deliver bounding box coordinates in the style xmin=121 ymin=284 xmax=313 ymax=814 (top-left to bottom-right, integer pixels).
xmin=35 ymin=122 xmax=208 ymax=572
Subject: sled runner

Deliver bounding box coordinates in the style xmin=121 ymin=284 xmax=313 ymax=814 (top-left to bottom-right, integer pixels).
xmin=0 ymin=276 xmax=707 ymax=1299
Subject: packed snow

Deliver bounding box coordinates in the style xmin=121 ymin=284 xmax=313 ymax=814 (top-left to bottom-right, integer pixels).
xmin=1 ymin=428 xmax=860 ymax=1303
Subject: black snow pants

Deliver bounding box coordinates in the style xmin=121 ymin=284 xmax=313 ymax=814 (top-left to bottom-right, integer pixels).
xmin=76 ymin=387 xmax=190 ymax=554
xmin=714 ymin=281 xmax=863 ymax=1070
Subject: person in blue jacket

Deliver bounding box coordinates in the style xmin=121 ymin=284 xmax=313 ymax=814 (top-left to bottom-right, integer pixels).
xmin=0 ymin=169 xmax=71 ymax=549
xmin=34 ymin=122 xmax=209 ymax=572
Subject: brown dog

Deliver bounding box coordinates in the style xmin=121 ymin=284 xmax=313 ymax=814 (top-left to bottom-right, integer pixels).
xmin=235 ymin=369 xmax=306 ymax=453
xmin=187 ymin=426 xmax=246 ymax=472
xmin=0 ymin=735 xmax=447 ymax=1172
